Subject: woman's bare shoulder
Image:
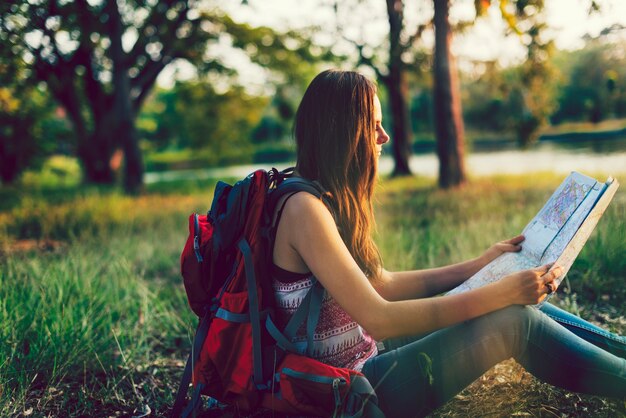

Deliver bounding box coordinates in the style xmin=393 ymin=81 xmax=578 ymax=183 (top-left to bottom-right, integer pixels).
xmin=275 ymin=191 xmax=337 ymax=250
xmin=280 ymin=191 xmax=333 ymax=227
xmin=273 ymin=190 xmax=335 ymax=273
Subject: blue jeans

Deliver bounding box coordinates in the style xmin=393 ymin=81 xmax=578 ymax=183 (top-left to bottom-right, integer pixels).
xmin=361 ymin=304 xmax=626 ymax=418
xmin=539 ymin=302 xmax=626 ymax=359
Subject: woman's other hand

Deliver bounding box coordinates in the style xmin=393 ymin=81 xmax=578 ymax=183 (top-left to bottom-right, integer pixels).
xmin=499 ymin=264 xmax=564 ymax=305
xmin=480 ymin=235 xmax=525 ymax=267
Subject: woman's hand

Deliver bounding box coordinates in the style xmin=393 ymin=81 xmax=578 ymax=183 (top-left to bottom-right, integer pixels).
xmin=479 ymin=235 xmax=525 ymax=267
xmin=499 ymin=264 xmax=563 ymax=305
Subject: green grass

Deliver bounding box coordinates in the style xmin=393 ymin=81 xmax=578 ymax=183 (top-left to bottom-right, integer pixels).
xmin=0 ymin=173 xmax=625 ymax=417
xmin=1 ymin=238 xmax=188 ymax=415
xmin=0 ymin=183 xmax=211 ymax=417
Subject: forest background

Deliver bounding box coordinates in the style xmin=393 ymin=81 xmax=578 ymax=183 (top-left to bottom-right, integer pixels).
xmin=2 ymin=0 xmax=626 ymax=189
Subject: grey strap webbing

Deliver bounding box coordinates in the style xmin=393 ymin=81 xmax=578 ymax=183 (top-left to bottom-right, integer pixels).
xmin=171 ymin=310 xmax=211 ymax=418
xmin=344 ymin=375 xmax=386 ymax=418
xmin=238 ymin=238 xmax=266 ymax=389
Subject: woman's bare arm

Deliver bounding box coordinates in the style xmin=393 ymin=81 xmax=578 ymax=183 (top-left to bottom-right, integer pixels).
xmin=281 ymin=193 xmax=558 ymax=341
xmin=377 ymin=235 xmax=525 ymax=301
xmin=377 ymin=262 xmax=482 ymax=301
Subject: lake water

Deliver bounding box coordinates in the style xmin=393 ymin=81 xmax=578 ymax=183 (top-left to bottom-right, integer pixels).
xmin=144 ymin=138 xmax=626 ymax=184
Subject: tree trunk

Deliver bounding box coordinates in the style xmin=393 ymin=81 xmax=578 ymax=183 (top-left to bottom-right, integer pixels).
xmin=119 ymin=119 xmax=143 ymax=194
xmin=384 ymin=68 xmax=412 ymax=176
xmin=77 ymin=129 xmax=115 ymax=184
xmin=0 ymin=137 xmax=20 ymax=184
xmin=109 ymin=0 xmax=143 ymax=194
xmin=433 ymin=0 xmax=467 ymax=188
xmin=39 ymin=61 xmax=117 ymax=185
xmin=385 ymin=0 xmax=412 ymax=176
xmin=0 ymin=119 xmax=29 ymax=184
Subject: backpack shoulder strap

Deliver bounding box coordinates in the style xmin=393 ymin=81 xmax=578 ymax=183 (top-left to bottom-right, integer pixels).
xmin=268 ymin=174 xmax=329 ymax=242
xmin=266 ymin=173 xmax=330 ymax=346
xmin=269 ymin=176 xmax=326 ymax=210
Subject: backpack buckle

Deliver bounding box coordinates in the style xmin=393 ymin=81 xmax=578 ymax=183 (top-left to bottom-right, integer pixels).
xmin=269 ymin=167 xmax=295 ymax=187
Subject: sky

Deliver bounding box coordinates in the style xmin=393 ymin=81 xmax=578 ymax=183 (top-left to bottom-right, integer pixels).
xmin=157 ymin=0 xmax=626 ymax=88
xmin=455 ymin=0 xmax=626 ymax=61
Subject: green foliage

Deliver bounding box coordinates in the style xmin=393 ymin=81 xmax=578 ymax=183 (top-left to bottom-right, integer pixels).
xmin=552 ymin=40 xmax=626 ymax=124
xmin=0 ymin=189 xmax=207 ymax=243
xmin=138 ymin=87 xmax=178 ymax=152
xmin=0 ymin=42 xmax=70 ymax=184
xmin=463 ymin=62 xmax=510 ymax=133
xmin=251 ymin=140 xmax=296 ymax=164
xmin=175 ymin=83 xmax=265 ymax=157
xmin=0 ymin=85 xmax=46 ymax=184
xmin=569 ymin=202 xmax=626 ymax=302
xmin=139 ymin=71 xmax=316 ymax=168
xmin=220 ymin=15 xmax=336 ymax=91
xmin=410 ymin=88 xmax=434 ymax=135
xmin=463 ymin=55 xmax=557 ymax=147
xmin=251 ymin=115 xmax=288 ymax=144
xmin=250 ymin=85 xmax=305 ymax=145
xmin=416 ymin=352 xmax=434 ymax=386
xmin=19 ymin=155 xmax=81 ymax=189
xmin=464 ymin=0 xmax=557 ymax=146
xmin=140 ymin=81 xmax=268 ymax=168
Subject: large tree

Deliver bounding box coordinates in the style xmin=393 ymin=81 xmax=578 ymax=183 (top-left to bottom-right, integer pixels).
xmin=1 ymin=1 xmax=323 ymax=193
xmin=1 ymin=0 xmax=221 ymax=192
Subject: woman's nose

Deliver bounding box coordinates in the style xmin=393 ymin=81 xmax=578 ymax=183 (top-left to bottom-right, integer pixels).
xmin=377 ymin=127 xmax=390 ymax=145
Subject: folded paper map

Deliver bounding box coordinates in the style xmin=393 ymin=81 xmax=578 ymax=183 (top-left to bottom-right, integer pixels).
xmin=447 ymin=172 xmax=619 ymax=304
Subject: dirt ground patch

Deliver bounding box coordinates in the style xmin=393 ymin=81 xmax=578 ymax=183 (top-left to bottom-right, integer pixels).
xmin=433 ymin=359 xmax=626 ymax=417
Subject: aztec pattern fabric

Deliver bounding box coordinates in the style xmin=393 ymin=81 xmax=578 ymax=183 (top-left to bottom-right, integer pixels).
xmin=272 ymin=269 xmax=378 ymax=372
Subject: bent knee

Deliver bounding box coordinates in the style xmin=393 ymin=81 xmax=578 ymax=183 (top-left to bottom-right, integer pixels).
xmin=471 ymin=305 xmax=539 ymax=341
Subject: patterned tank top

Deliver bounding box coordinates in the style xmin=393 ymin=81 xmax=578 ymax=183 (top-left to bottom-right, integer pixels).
xmin=271 ymin=264 xmax=378 ymax=371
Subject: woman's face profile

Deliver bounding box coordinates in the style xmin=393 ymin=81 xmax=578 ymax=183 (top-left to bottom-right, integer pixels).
xmin=374 ymin=96 xmax=390 ymax=157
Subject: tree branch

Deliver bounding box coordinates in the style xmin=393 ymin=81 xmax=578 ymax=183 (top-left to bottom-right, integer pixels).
xmin=402 ymin=22 xmax=430 ymax=55
xmin=71 ymin=0 xmax=108 ymax=120
xmin=127 ymin=0 xmax=188 ymax=67
xmin=27 ymin=2 xmax=88 ymax=139
xmin=344 ymin=37 xmax=388 ymax=82
xmin=131 ymin=59 xmax=167 ymax=113
xmin=130 ymin=0 xmax=203 ymax=111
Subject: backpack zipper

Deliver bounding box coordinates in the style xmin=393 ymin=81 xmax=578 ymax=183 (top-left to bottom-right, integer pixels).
xmin=281 ymin=368 xmax=346 ymax=385
xmin=193 ymin=213 xmax=203 ymax=262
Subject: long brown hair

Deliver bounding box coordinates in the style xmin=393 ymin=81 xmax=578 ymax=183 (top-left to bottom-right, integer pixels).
xmin=294 ymin=69 xmax=382 ymax=281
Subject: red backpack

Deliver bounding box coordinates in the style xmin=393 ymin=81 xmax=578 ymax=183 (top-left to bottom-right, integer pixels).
xmin=172 ymin=168 xmax=384 ymax=418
